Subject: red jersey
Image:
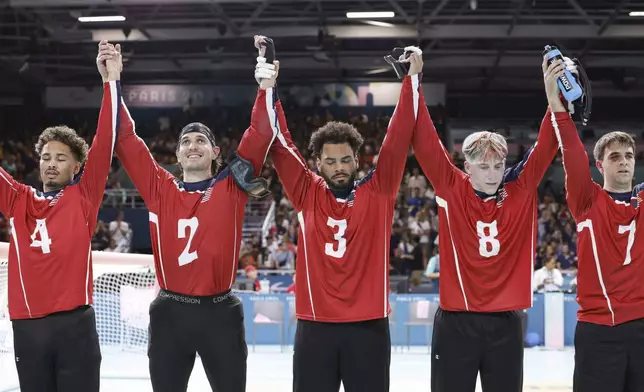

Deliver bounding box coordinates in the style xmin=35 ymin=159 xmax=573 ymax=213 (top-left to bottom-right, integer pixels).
xmin=556 ymin=116 xmax=644 ymax=326
xmin=1 ymin=81 xmax=120 ymax=320
xmin=266 ymin=75 xmax=422 ymax=322
xmin=413 ymin=107 xmax=560 ymax=312
xmin=115 ymin=89 xmax=275 ymax=296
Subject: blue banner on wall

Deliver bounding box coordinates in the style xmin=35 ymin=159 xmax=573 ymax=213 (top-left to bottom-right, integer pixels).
xmin=93 ymin=292 xmax=579 ymax=348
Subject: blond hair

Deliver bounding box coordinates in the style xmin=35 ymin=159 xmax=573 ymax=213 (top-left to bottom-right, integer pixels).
xmin=462 ymin=131 xmax=508 ymax=163
xmin=593 ymin=131 xmax=635 ymax=161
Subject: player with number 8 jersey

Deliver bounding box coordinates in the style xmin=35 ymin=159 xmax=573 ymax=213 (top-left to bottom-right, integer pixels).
xmin=253 ymin=36 xmax=423 ymax=392
xmin=412 ymin=57 xmax=571 ymax=392
xmin=114 ymin=42 xmax=277 ymax=392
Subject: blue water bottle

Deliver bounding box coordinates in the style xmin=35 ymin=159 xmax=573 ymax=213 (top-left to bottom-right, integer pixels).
xmin=543 ymin=45 xmax=583 ymax=102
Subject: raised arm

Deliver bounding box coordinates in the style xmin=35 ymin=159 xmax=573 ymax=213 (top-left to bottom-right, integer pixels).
xmin=504 ymin=58 xmax=574 ymax=191
xmin=368 ymin=49 xmax=423 ymax=197
xmin=115 ymin=100 xmax=174 ymax=206
xmin=503 ymin=108 xmax=558 ymax=190
xmin=235 ymin=86 xmax=279 ymax=177
xmin=545 ymin=57 xmax=597 ymax=218
xmin=78 ymin=42 xmax=121 ymax=206
xmin=268 ymin=89 xmax=315 ymax=211
xmin=554 ymin=110 xmax=596 ymax=218
xmin=0 ymin=166 xmax=26 ymax=217
xmin=412 ymin=94 xmax=460 ymax=191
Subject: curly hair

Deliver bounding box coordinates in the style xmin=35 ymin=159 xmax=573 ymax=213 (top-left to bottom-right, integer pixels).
xmin=308 ymin=121 xmax=364 ymax=158
xmin=34 ymin=126 xmax=89 ymax=164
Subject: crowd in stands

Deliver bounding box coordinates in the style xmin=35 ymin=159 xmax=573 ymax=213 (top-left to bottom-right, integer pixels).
xmin=1 ymin=98 xmax=579 ymax=292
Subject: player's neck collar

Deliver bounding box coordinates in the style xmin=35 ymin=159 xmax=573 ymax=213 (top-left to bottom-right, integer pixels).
xmin=329 ymin=184 xmax=354 ymax=200
xmin=181 ymin=177 xmax=214 ymax=193
xmin=473 ymin=188 xmax=497 ymax=200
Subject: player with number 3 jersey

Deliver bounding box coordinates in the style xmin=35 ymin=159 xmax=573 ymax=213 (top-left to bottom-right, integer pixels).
xmin=412 ymin=57 xmax=571 ymax=392
xmin=556 ymin=89 xmax=644 ymax=391
xmin=0 ymin=40 xmax=122 ymax=392
xmin=254 ymin=36 xmax=423 ymax=392
xmin=114 ymin=41 xmax=276 ymax=392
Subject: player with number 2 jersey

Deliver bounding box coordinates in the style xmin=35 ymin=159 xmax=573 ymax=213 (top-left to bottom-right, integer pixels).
xmin=114 ymin=41 xmax=276 ymax=392
xmin=557 ymin=107 xmax=644 ymax=390
xmin=255 ymin=37 xmax=423 ymax=392
xmin=412 ymin=57 xmax=570 ymax=392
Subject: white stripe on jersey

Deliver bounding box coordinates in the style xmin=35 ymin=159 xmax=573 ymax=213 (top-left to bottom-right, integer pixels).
xmin=149 ymin=212 xmax=168 ymax=288
xmin=10 ymin=218 xmax=32 ymax=317
xmin=108 ymin=81 xmax=118 ymax=162
xmin=228 ymin=198 xmax=239 ymax=290
xmin=435 ymin=196 xmax=470 ymax=310
xmin=577 ymin=219 xmax=616 ymax=325
xmin=297 ymin=211 xmax=316 ymax=320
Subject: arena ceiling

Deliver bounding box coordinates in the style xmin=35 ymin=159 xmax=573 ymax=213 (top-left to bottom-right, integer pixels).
xmin=1 ymin=0 xmax=644 ymax=95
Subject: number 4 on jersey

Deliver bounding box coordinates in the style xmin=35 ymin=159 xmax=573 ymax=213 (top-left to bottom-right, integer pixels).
xmin=30 ymin=219 xmax=52 ymax=254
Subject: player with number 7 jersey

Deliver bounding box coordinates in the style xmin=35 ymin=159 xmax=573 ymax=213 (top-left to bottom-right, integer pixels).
xmin=556 ymin=120 xmax=644 ymax=391
xmin=113 ymin=49 xmax=277 ymax=392
xmin=412 ymin=58 xmax=570 ymax=392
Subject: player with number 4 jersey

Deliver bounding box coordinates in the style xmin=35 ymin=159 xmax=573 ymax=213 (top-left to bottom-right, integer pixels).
xmin=412 ymin=57 xmax=571 ymax=392
xmin=114 ymin=41 xmax=276 ymax=392
xmin=254 ymin=36 xmax=423 ymax=392
xmin=556 ymin=83 xmax=644 ymax=392
xmin=0 ymin=40 xmax=122 ymax=392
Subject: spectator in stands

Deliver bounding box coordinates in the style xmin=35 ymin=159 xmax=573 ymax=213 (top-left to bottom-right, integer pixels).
xmin=244 ymin=265 xmax=260 ymax=292
xmin=425 ymin=247 xmax=440 ymax=280
xmin=407 ymin=167 xmax=427 ymax=195
xmin=91 ymin=221 xmax=110 ymax=251
xmin=267 ymin=240 xmax=295 ymax=269
xmin=533 ymin=256 xmax=564 ymax=292
xmin=557 ymin=243 xmax=577 ymax=270
xmin=108 ymin=210 xmax=132 ymax=253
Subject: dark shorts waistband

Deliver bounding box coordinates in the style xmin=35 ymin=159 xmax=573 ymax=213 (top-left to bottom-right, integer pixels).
xmin=159 ymin=289 xmax=234 ymax=305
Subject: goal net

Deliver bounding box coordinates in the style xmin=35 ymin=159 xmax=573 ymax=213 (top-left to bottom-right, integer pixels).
xmin=0 ymin=242 xmax=156 ymax=391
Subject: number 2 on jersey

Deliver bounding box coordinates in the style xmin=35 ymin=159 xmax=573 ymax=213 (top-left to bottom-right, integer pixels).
xmin=30 ymin=219 xmax=52 ymax=254
xmin=325 ymin=218 xmax=347 ymax=258
xmin=178 ymin=217 xmax=199 ymax=266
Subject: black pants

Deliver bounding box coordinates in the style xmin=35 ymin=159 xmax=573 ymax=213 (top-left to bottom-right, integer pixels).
xmin=293 ymin=318 xmax=391 ymax=392
xmin=148 ymin=289 xmax=247 ymax=392
xmin=12 ymin=305 xmax=101 ymax=392
xmin=574 ymin=319 xmax=644 ymax=392
xmin=431 ymin=308 xmax=524 ymax=392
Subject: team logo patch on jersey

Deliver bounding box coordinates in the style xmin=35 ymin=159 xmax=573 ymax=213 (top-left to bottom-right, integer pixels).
xmin=496 ymin=187 xmax=508 ymax=208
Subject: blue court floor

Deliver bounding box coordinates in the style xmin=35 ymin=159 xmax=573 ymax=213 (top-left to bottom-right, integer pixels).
xmin=0 ymin=346 xmax=574 ymax=392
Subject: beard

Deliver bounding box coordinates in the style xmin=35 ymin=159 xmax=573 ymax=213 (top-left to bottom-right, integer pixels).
xmin=321 ymin=171 xmax=357 ymax=193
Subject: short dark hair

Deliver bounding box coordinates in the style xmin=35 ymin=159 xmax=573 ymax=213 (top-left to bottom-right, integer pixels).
xmin=35 ymin=126 xmax=89 ymax=164
xmin=308 ymin=121 xmax=364 ymax=158
xmin=593 ymin=131 xmax=635 ymax=161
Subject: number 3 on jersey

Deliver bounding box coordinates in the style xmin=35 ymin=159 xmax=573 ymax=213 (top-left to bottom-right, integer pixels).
xmin=325 ymin=218 xmax=347 ymax=259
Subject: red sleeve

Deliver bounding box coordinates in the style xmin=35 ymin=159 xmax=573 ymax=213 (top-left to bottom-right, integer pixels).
xmin=78 ymin=81 xmax=120 ymax=207
xmin=0 ymin=166 xmax=26 ymax=216
xmin=236 ymin=89 xmax=279 ymax=176
xmin=412 ymin=95 xmax=460 ymax=191
xmin=368 ymin=74 xmax=421 ymax=197
xmin=115 ymin=100 xmax=174 ymax=206
xmin=553 ymin=111 xmax=598 ymax=219
xmin=504 ymin=108 xmax=559 ymax=190
xmin=267 ymin=88 xmax=315 ymax=211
